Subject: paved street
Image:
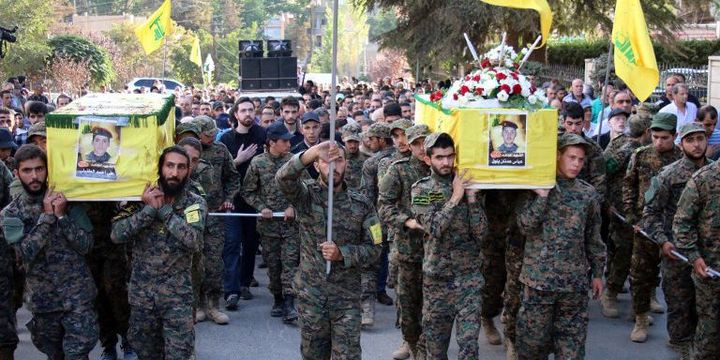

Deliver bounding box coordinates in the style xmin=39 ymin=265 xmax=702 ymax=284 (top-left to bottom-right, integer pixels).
xmin=15 ymin=256 xmax=677 ymax=359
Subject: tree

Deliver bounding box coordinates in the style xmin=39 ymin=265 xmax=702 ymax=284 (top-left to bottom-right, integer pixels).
xmin=309 ymin=4 xmax=369 ymax=77
xmin=48 ymin=34 xmax=115 ymax=86
xmin=47 ymin=56 xmax=92 ymax=96
xmin=0 ymin=0 xmax=54 ymax=79
xmin=368 ymin=48 xmax=408 ymax=81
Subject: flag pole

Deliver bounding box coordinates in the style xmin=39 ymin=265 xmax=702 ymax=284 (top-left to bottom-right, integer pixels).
xmin=596 ymin=41 xmax=613 ymax=144
xmin=162 ymin=37 xmax=168 ymax=81
xmin=326 ymin=0 xmax=339 ymax=276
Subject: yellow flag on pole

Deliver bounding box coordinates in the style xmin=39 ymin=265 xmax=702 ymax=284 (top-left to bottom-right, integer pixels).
xmin=134 ymin=0 xmax=173 ymax=55
xmin=190 ymin=36 xmax=202 ymax=68
xmin=612 ymin=0 xmax=659 ymax=102
xmin=480 ymin=0 xmax=552 ymax=47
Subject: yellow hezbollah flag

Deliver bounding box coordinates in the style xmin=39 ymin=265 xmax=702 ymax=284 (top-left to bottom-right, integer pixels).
xmin=480 ymin=0 xmax=552 ymax=47
xmin=134 ymin=0 xmax=173 ymax=55
xmin=612 ymin=0 xmax=658 ymax=102
xmin=190 ymin=35 xmax=202 ymax=67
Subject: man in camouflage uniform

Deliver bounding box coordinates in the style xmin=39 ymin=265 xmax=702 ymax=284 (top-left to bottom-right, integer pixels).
xmin=242 ymin=123 xmax=300 ymax=323
xmin=673 ymin=147 xmax=720 ymax=360
xmin=192 ymin=116 xmax=239 ymax=320
xmin=378 ymin=124 xmax=431 ymax=359
xmin=601 ymin=113 xmax=652 ymax=318
xmin=275 ymin=140 xmax=382 ymax=360
xmin=624 ymin=112 xmax=682 ymax=342
xmin=515 ymin=133 xmax=606 ymax=360
xmin=411 ymin=133 xmax=488 ymax=360
xmin=1 ymin=144 xmax=98 ymax=359
xmin=359 ymin=122 xmax=394 ymax=326
xmin=341 ymin=124 xmax=367 ymax=190
xmin=643 ymin=123 xmax=708 ymax=358
xmin=0 ymin=150 xmax=16 ymax=359
xmin=111 ymin=146 xmax=206 ymax=359
xmin=562 ymin=102 xmax=606 ymax=201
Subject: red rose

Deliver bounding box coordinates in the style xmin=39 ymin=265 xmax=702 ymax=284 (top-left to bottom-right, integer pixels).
xmin=513 ymin=62 xmax=519 ymax=69
xmin=430 ymin=91 xmax=442 ymax=102
xmin=460 ymin=85 xmax=470 ymax=95
xmin=481 ymin=59 xmax=491 ymax=68
xmin=475 ymin=87 xmax=484 ymax=95
xmin=513 ymin=84 xmax=522 ymax=94
xmin=500 ymin=84 xmax=511 ymax=94
xmin=530 ymin=86 xmax=537 ymax=94
xmin=453 ymin=93 xmax=459 ymax=100
xmin=511 ymin=72 xmax=519 ymax=80
xmin=496 ymin=72 xmax=507 ymax=81
xmin=473 ymin=75 xmax=481 ymax=82
xmin=465 ymin=76 xmax=470 ymax=81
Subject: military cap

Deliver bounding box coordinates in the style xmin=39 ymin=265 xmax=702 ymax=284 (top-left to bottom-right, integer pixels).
xmin=192 ymin=115 xmax=218 ymax=135
xmin=341 ymin=125 xmax=362 ymax=142
xmin=557 ymin=133 xmax=589 ymax=150
xmin=366 ymin=122 xmax=391 ymax=138
xmin=501 ymin=121 xmax=518 ymax=129
xmin=608 ymin=108 xmax=630 ymax=120
xmin=635 ymin=102 xmax=657 ymax=117
xmin=266 ymin=122 xmax=294 ymax=141
xmin=678 ymin=123 xmax=705 ymax=140
xmin=627 ymin=113 xmax=652 ymax=136
xmin=390 ymin=119 xmax=413 ymax=132
xmin=423 ymin=132 xmax=454 ymax=151
xmin=406 ymin=124 xmax=431 ymax=144
xmin=301 ymin=111 xmax=320 ymax=124
xmin=176 ymin=122 xmax=201 ymax=137
xmin=27 ymin=122 xmax=46 ymax=139
xmin=92 ymin=127 xmax=113 ymax=139
xmin=650 ymin=112 xmax=677 ymax=132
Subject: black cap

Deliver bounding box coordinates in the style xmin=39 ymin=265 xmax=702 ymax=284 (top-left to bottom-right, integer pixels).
xmin=0 ymin=128 xmax=16 ymax=149
xmin=608 ymin=108 xmax=630 ymax=119
xmin=383 ymin=103 xmax=402 ymax=117
xmin=212 ymin=101 xmax=224 ymax=110
xmin=266 ymin=122 xmax=294 ymax=140
xmin=301 ymin=111 xmax=320 ymax=124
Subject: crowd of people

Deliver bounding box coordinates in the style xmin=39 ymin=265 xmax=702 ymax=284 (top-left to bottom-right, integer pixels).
xmin=0 ymin=71 xmax=719 ymax=360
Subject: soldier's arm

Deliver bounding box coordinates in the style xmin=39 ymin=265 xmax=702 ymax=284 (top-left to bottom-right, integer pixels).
xmin=672 ymin=178 xmax=702 ymax=263
xmin=585 ymin=193 xmax=606 ymax=280
xmin=377 ymin=165 xmax=411 ymax=232
xmin=517 ymin=192 xmax=548 ymax=236
xmin=275 ymin=153 xmax=311 ymax=211
xmin=110 ymin=203 xmax=156 ymax=244
xmin=60 ymin=205 xmax=94 ymax=255
xmin=338 ymin=207 xmax=383 ymax=268
xmin=241 ymin=159 xmax=267 ymax=211
xmin=469 ymin=197 xmax=489 ymax=244
xmin=159 ymin=199 xmax=206 ymax=253
xmin=360 ymin=161 xmax=376 ymax=201
xmin=589 ymin=153 xmax=607 ymax=203
xmin=642 ymin=174 xmax=671 ymax=245
xmin=622 ymin=153 xmax=640 ymax=223
xmin=0 ymin=162 xmax=11 ymax=207
xmin=222 ymin=147 xmax=241 ymax=204
xmin=15 ymin=213 xmax=55 ymax=265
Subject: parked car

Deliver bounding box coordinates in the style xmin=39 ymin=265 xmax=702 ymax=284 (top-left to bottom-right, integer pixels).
xmin=126 ymin=78 xmax=184 ymax=92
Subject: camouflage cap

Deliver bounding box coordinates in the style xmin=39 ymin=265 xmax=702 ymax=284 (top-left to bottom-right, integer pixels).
xmin=406 ymin=124 xmax=431 ymax=144
xmin=341 ymin=124 xmax=362 ymax=142
xmin=366 ymin=122 xmax=391 ymax=138
xmin=678 ymin=122 xmax=705 ymax=140
xmin=192 ymin=115 xmax=218 ymax=135
xmin=627 ymin=113 xmax=652 ymax=136
xmin=390 ymin=118 xmax=413 ymax=132
xmin=176 ymin=122 xmax=201 ymax=137
xmin=557 ymin=133 xmax=589 ymax=150
xmin=423 ymin=132 xmax=454 ymax=151
xmin=650 ymin=112 xmax=677 ymax=132
xmin=635 ymin=102 xmax=657 ymax=117
xmin=27 ymin=122 xmax=46 ymax=139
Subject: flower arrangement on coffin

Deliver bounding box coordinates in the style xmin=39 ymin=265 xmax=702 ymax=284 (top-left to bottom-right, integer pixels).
xmin=438 ymin=38 xmax=547 ymax=110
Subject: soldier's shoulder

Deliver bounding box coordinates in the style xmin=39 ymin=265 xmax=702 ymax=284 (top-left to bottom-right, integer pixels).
xmin=211 ymin=141 xmax=230 ymax=153
xmin=634 ymin=145 xmax=652 ymax=155
xmin=347 ymin=188 xmax=372 ymax=206
xmin=692 ymin=162 xmax=720 ymax=183
xmin=184 ymin=190 xmax=207 ymax=207
xmin=411 ymin=176 xmax=433 ymax=192
xmin=391 ymin=157 xmax=410 ymax=166
xmin=575 ymin=178 xmax=595 ymax=191
xmin=0 ymin=197 xmax=21 ymax=217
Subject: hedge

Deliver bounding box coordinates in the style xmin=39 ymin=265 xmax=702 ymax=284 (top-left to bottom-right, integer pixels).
xmin=548 ymin=39 xmax=720 ymax=67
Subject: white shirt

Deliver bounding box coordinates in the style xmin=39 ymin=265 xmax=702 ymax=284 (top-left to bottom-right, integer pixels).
xmin=659 ymin=101 xmax=698 ymax=131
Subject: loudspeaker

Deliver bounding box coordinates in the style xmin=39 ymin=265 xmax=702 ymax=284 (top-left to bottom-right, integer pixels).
xmin=239 ymin=58 xmax=261 ymax=79
xmin=260 ymin=58 xmax=279 ymax=78
xmin=267 ymin=40 xmax=292 ymax=57
xmin=241 ymin=79 xmax=261 ymax=90
xmin=278 ymin=57 xmax=297 ymax=78
xmin=239 ymin=40 xmax=263 ymax=58
xmin=261 ymin=79 xmax=279 ymax=90
xmin=278 ymin=78 xmax=297 ymax=89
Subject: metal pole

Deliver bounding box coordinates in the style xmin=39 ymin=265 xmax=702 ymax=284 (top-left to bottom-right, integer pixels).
xmin=162 ymin=37 xmax=168 ymax=80
xmin=596 ymin=41 xmax=613 ymax=144
xmin=326 ymin=0 xmax=340 ymax=276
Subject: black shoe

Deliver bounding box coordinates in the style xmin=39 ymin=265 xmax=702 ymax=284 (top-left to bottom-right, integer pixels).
xmin=271 ymin=295 xmax=284 ymax=317
xmin=99 ymin=346 xmax=118 ymax=360
xmin=250 ymin=277 xmax=259 ymax=287
xmin=377 ymin=292 xmax=394 ymax=306
xmin=258 ymin=262 xmax=268 ymax=269
xmin=239 ymin=287 xmax=253 ymax=300
xmin=225 ymin=294 xmax=239 ymax=311
xmin=283 ymin=295 xmax=298 ymax=323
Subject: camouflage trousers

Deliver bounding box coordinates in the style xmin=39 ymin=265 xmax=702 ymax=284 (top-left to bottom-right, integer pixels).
xmin=201 ymin=218 xmax=225 ymax=302
xmin=630 ymin=234 xmax=661 ymax=314
xmin=501 ymin=243 xmax=524 ymax=343
xmin=128 ymin=301 xmax=195 ymax=360
xmin=397 ymin=260 xmax=425 ymax=354
xmin=260 ymin=233 xmax=300 ymax=297
xmin=0 ymin=263 xmax=17 ymax=352
xmin=516 ymin=286 xmax=589 ymax=360
xmin=606 ymin=220 xmax=634 ymax=294
xmin=661 ymin=258 xmax=696 ymax=345
xmin=297 ymin=289 xmax=362 ymax=360
xmin=87 ymin=244 xmax=130 ymax=349
xmin=423 ymin=274 xmax=483 ymax=360
xmin=360 ymin=242 xmax=384 ymax=300
xmin=26 ymin=305 xmax=99 ymax=360
xmin=191 ymin=251 xmax=204 ymax=308
xmin=481 ymin=233 xmax=506 ymax=319
xmin=692 ymin=275 xmax=720 ymax=360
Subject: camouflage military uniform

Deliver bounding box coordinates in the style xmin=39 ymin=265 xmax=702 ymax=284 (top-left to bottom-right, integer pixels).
xmin=345 ymin=151 xmax=368 ymax=190
xmin=378 ymin=154 xmax=430 ymax=355
xmin=673 ymin=160 xmax=720 ymax=359
xmin=199 ymin=141 xmax=240 ymax=304
xmin=1 ymin=191 xmax=98 ymax=359
xmin=411 ymin=171 xmax=488 ymax=360
xmin=481 ymin=191 xmax=513 ymax=323
xmin=623 ymin=144 xmax=681 ymax=315
xmin=1 ymin=157 xmax=14 ymax=172
xmin=276 ymin=153 xmax=382 ymax=360
xmin=515 ymin=176 xmax=606 ymax=360
xmin=243 ymin=152 xmax=300 ymax=298
xmin=644 ymin=155 xmax=707 ymax=347
xmin=85 ymin=202 xmax=131 ymax=352
xmin=579 ymin=134 xmax=607 ymax=202
xmin=0 ymin=218 xmax=17 ymax=357
xmin=604 ymin=136 xmax=644 ymax=293
xmin=111 ymin=190 xmax=206 ymax=359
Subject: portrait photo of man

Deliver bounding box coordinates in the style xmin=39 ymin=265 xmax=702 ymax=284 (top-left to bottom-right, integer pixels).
xmin=86 ymin=127 xmax=113 ymax=163
xmin=498 ymin=121 xmax=519 ymax=153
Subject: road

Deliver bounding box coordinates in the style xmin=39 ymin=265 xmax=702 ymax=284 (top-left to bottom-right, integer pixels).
xmin=15 ymin=255 xmax=677 ymax=359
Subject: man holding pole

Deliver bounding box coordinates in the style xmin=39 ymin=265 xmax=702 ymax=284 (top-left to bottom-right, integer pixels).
xmin=276 ymin=140 xmax=382 ymax=360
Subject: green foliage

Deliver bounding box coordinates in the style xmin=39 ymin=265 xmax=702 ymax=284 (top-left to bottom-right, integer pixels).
xmin=367 ymin=9 xmax=397 ymax=42
xmin=309 ymin=4 xmax=369 ymax=76
xmin=48 ymin=35 xmax=115 ymax=86
xmin=0 ymin=0 xmax=53 ymax=78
